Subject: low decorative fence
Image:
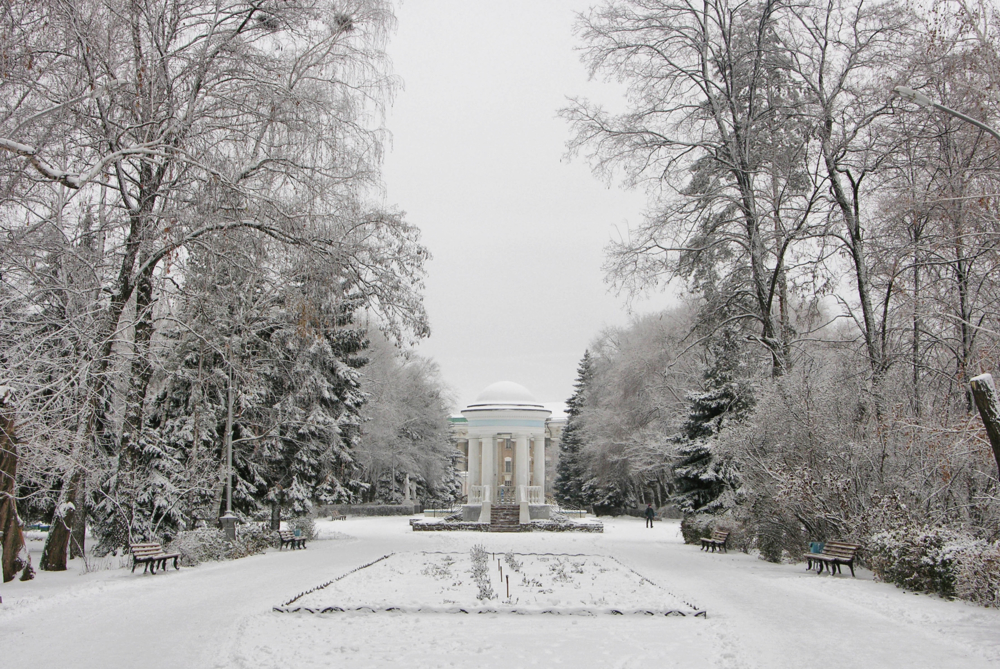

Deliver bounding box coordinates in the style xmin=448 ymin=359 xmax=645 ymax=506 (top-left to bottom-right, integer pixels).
xmin=423 ymin=508 xmax=459 ymax=518
xmin=559 ymin=509 xmax=587 ymax=518
xmin=321 ymin=504 xmax=424 ymax=517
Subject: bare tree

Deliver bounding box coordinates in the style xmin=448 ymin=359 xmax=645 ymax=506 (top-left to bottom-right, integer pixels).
xmin=354 ymin=329 xmax=453 ymax=503
xmin=880 ymin=1 xmax=1000 ymax=416
xmin=564 ymin=0 xmax=828 ymax=377
xmin=573 ymin=307 xmax=702 ymax=506
xmin=781 ymin=0 xmax=914 ymax=379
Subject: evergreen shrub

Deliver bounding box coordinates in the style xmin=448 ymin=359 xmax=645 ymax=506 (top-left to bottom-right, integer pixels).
xmin=734 ymin=499 xmax=806 ymax=562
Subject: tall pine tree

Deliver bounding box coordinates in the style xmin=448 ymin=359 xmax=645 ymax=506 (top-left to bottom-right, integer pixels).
xmin=554 ymin=351 xmax=594 ymax=509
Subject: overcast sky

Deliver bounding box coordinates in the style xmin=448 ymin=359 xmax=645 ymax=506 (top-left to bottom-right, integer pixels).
xmin=381 ymin=0 xmax=677 ymax=411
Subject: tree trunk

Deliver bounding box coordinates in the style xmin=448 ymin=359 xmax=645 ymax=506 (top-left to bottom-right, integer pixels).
xmin=270 ymin=502 xmax=281 ymax=531
xmin=70 ymin=476 xmax=87 ymax=559
xmin=0 ymin=387 xmax=32 ymax=582
xmin=40 ymin=470 xmax=83 ymax=571
xmin=819 ymin=123 xmax=884 ymax=378
xmin=912 ymin=228 xmax=922 ymax=417
xmin=970 ymin=373 xmax=1000 ymax=480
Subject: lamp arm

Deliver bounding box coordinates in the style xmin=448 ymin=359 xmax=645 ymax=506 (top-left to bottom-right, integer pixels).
xmin=894 ymin=85 xmax=1000 ymax=144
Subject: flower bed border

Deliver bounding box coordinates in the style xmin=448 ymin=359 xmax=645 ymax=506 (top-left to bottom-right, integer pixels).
xmin=409 ymin=519 xmax=603 ymax=533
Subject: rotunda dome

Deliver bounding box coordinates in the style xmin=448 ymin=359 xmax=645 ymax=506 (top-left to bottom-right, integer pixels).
xmin=470 ymin=380 xmax=540 ymax=407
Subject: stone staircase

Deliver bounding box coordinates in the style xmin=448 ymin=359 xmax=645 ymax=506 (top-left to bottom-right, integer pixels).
xmin=490 ymin=504 xmax=522 ymax=532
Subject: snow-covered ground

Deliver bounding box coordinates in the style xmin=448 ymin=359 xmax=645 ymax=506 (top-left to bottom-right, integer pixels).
xmin=281 ymin=550 xmax=700 ymax=615
xmin=3 ymin=517 xmax=999 ymax=668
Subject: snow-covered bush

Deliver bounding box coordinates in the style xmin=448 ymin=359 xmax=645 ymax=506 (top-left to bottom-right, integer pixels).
xmin=547 ymin=511 xmax=576 ymax=525
xmin=504 ymin=550 xmax=522 ymax=572
xmin=953 ymin=544 xmax=1000 ymax=608
xmin=231 ymin=523 xmax=274 ymax=559
xmin=681 ymin=513 xmax=751 ymax=554
xmin=168 ymin=528 xmax=232 ymax=567
xmin=167 ymin=523 xmax=272 ymax=565
xmin=733 ymin=496 xmax=808 ymax=562
xmin=287 ymin=515 xmax=317 ymax=541
xmin=680 ymin=514 xmax=716 ymax=544
xmin=867 ymin=527 xmax=991 ymax=601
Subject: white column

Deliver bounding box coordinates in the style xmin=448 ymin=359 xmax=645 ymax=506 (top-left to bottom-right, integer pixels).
xmin=478 ymin=435 xmax=495 ymax=523
xmin=515 ymin=434 xmax=530 ymax=489
xmin=516 ymin=434 xmax=530 ymax=523
xmin=532 ymin=432 xmax=545 ymax=493
xmin=467 ymin=437 xmax=481 ymax=488
xmin=480 ymin=435 xmax=495 ymax=492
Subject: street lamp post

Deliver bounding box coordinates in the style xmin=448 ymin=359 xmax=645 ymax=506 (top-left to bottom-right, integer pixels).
xmin=218 ymin=343 xmax=237 ymax=541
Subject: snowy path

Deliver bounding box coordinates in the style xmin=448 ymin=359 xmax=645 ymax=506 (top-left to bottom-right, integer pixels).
xmin=2 ymin=517 xmax=998 ymax=668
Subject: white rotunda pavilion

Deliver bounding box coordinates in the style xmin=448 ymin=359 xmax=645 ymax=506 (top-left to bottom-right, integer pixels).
xmin=459 ymin=381 xmax=555 ymax=524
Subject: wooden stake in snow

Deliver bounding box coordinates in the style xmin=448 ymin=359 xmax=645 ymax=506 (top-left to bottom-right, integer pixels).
xmin=970 ymin=373 xmax=1000 ymax=479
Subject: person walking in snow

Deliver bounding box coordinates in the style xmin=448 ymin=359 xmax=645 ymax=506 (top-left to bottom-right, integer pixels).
xmin=644 ymin=503 xmax=655 ymax=528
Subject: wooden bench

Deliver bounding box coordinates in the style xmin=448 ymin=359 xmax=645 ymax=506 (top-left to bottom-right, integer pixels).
xmin=803 ymin=541 xmax=860 ymax=577
xmin=277 ymin=529 xmax=307 ymax=550
xmin=700 ymin=529 xmax=730 ymax=553
xmin=130 ymin=542 xmax=181 ymax=574
xmin=331 ymin=513 xmax=346 ymax=521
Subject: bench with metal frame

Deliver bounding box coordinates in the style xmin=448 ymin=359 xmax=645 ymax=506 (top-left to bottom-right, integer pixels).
xmin=276 ymin=529 xmax=307 ymax=550
xmin=700 ymin=529 xmax=730 ymax=553
xmin=803 ymin=541 xmax=860 ymax=577
xmin=130 ymin=542 xmax=181 ymax=574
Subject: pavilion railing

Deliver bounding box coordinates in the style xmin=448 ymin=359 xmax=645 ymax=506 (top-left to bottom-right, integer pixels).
xmin=471 ymin=485 xmax=543 ymax=504
xmin=469 ymin=485 xmax=491 ymax=505
xmin=496 ymin=485 xmax=518 ymax=504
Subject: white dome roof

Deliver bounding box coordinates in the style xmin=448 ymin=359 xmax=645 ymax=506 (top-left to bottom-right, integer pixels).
xmin=469 ymin=381 xmax=541 ymax=407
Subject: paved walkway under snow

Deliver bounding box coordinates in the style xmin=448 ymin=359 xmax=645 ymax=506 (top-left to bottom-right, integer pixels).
xmin=2 ymin=517 xmax=998 ymax=668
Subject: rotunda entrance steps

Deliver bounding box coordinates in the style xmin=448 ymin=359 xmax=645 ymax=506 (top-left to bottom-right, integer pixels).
xmin=489 ymin=504 xmax=522 ymax=532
